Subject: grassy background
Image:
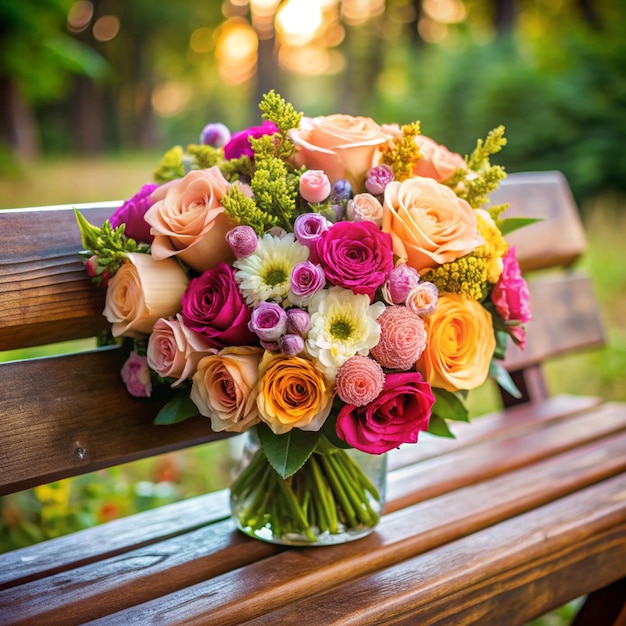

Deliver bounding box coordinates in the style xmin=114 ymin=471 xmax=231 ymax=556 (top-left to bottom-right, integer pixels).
xmin=1 ymin=156 xmax=624 ymax=623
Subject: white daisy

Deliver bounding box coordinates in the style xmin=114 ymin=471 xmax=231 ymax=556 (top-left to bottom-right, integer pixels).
xmin=306 ymin=286 xmax=385 ymax=379
xmin=234 ymin=233 xmax=309 ymax=306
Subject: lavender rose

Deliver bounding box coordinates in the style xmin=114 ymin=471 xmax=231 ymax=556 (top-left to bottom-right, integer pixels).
xmin=293 ymin=213 xmax=332 ymax=249
xmin=288 ymin=261 xmax=326 ymax=305
xmin=181 ymin=262 xmax=257 ymax=349
xmin=226 ymin=225 xmax=258 ymax=258
xmin=336 ymin=371 xmax=434 ymax=454
xmin=120 ymin=351 xmax=152 ymax=398
xmin=365 ymin=164 xmax=394 ymax=195
xmin=383 ymin=263 xmax=421 ymax=305
xmin=224 ymin=120 xmax=279 ymax=160
xmin=109 ymin=183 xmax=158 ymax=244
xmin=279 ymin=333 xmax=305 ymax=357
xmin=312 ymin=220 xmax=394 ymax=299
xmin=249 ymin=301 xmax=288 ymax=342
xmin=286 ymin=307 xmax=311 ymax=335
xmin=200 ymin=122 xmax=231 ymax=147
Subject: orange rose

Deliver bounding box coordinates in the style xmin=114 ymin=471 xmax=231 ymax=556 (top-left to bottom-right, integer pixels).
xmin=190 ymin=346 xmax=263 ymax=433
xmin=145 ymin=167 xmax=237 ymax=273
xmin=103 ymin=252 xmax=189 ymax=339
xmin=382 ymin=177 xmax=483 ymax=273
xmin=416 ymin=292 xmax=496 ymax=391
xmin=412 ymin=135 xmax=466 ymax=182
xmin=256 ymin=352 xmax=333 ymax=435
xmin=289 ymin=114 xmax=391 ymax=191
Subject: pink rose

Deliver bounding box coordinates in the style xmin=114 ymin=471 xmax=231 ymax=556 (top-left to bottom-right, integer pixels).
xmin=144 ymin=167 xmax=236 ymax=273
xmin=181 ymin=262 xmax=257 ymax=349
xmin=413 ymin=135 xmax=466 ymax=182
xmin=147 ymin=315 xmax=216 ymax=386
xmin=336 ymin=372 xmax=434 ymax=454
xmin=299 ymin=170 xmax=331 ymax=204
xmin=491 ymin=246 xmax=531 ymax=348
xmin=121 ymin=351 xmax=152 ymax=398
xmin=312 ymin=220 xmax=394 ymax=299
xmin=109 ymin=183 xmax=158 ymax=244
xmin=289 ymin=114 xmax=391 ymax=191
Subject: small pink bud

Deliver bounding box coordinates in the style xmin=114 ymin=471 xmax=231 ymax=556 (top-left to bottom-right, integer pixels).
xmin=299 ymin=170 xmax=331 ymax=204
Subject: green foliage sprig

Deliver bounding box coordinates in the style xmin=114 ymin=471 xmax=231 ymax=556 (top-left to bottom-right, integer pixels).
xmin=380 ymin=122 xmax=422 ymax=182
xmin=222 ymin=184 xmax=279 ymax=236
xmin=259 ymin=89 xmax=303 ymax=159
xmin=447 ymin=126 xmax=508 ymax=209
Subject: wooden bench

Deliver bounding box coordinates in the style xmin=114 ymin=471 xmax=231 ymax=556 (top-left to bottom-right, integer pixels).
xmin=1 ymin=171 xmax=625 ymax=625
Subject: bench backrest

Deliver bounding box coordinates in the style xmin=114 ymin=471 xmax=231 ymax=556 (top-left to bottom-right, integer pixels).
xmin=0 ymin=172 xmax=605 ymax=495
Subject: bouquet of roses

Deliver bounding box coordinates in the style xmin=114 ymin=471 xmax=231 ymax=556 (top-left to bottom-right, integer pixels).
xmin=76 ymin=90 xmax=532 ymax=544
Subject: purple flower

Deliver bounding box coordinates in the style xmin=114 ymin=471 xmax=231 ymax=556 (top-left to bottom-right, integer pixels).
xmin=385 ymin=263 xmax=421 ymax=304
xmin=181 ymin=262 xmax=257 ymax=349
xmin=286 ymin=308 xmax=311 ymax=335
xmin=279 ymin=333 xmax=305 ymax=357
xmin=249 ymin=301 xmax=288 ymax=342
xmin=293 ymin=213 xmax=331 ymax=248
xmin=313 ymin=220 xmax=394 ymax=299
xmin=224 ymin=120 xmax=279 ymax=160
xmin=110 ymin=183 xmax=158 ymax=244
xmin=226 ymin=225 xmax=258 ymax=258
xmin=365 ymin=164 xmax=394 ymax=195
xmin=289 ymin=261 xmax=326 ymax=305
xmin=200 ymin=122 xmax=231 ymax=148
xmin=330 ymin=179 xmax=352 ymax=203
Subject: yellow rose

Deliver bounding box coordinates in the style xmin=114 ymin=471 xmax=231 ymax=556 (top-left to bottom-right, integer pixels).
xmin=416 ymin=292 xmax=495 ymax=391
xmin=145 ymin=167 xmax=237 ymax=273
xmin=257 ymin=352 xmax=334 ymax=435
xmin=289 ymin=114 xmax=391 ymax=192
xmin=190 ymin=346 xmax=263 ymax=433
xmin=382 ymin=177 xmax=483 ymax=273
xmin=103 ymin=252 xmax=189 ymax=339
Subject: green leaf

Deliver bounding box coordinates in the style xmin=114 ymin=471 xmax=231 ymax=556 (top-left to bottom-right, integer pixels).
xmin=498 ymin=217 xmax=543 ymax=236
xmin=427 ymin=414 xmax=456 ymax=438
xmin=489 ymin=359 xmax=522 ymax=398
xmin=432 ymin=388 xmax=470 ymax=422
xmin=320 ymin=412 xmax=351 ymax=449
xmin=257 ymin=423 xmax=320 ymax=479
xmin=154 ymin=392 xmax=199 ymax=425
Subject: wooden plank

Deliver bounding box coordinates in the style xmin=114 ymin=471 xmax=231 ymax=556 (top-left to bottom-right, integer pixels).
xmin=48 ymin=432 xmax=626 ymax=626
xmin=489 ymin=171 xmax=587 ymax=271
xmin=504 ymin=272 xmax=606 ymax=371
xmin=0 ymin=348 xmax=228 ymax=494
xmin=242 ymin=475 xmax=626 ymax=626
xmin=0 ymin=204 xmax=118 ymax=350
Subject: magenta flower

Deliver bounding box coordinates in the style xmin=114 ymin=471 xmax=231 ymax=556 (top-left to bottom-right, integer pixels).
xmin=249 ymin=301 xmax=288 ymax=342
xmin=181 ymin=262 xmax=257 ymax=349
xmin=226 ymin=225 xmax=258 ymax=258
xmin=312 ymin=220 xmax=394 ymax=299
xmin=109 ymin=183 xmax=158 ymax=244
xmin=224 ymin=120 xmax=279 ymax=160
xmin=120 ymin=351 xmax=152 ymax=398
xmin=336 ymin=371 xmax=434 ymax=454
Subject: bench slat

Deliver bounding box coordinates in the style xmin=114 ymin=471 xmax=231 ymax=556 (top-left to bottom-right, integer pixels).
xmin=2 ymin=401 xmax=625 ymax=625
xmin=0 ymin=348 xmax=225 ymax=494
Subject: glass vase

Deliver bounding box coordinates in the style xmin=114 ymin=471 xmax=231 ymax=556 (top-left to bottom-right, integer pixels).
xmin=229 ymin=428 xmax=387 ymax=546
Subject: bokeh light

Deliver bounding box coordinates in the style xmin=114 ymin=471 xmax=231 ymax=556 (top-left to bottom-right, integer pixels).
xmin=93 ymin=15 xmax=120 ymax=42
xmin=67 ymin=1 xmax=94 ymax=33
xmin=215 ymin=17 xmax=259 ymax=84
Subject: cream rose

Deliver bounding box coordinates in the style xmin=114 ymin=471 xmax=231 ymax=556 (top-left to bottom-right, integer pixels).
xmin=416 ymin=292 xmax=496 ymax=391
xmin=382 ymin=177 xmax=483 ymax=273
xmin=289 ymin=114 xmax=391 ymax=191
xmin=190 ymin=346 xmax=263 ymax=433
xmin=103 ymin=252 xmax=189 ymax=339
xmin=413 ymin=135 xmax=466 ymax=182
xmin=346 ymin=193 xmax=384 ymax=226
xmin=147 ymin=314 xmax=216 ymax=386
xmin=256 ymin=352 xmax=333 ymax=435
xmin=145 ymin=167 xmax=237 ymax=273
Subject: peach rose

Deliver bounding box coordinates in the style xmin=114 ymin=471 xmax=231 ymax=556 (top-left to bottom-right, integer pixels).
xmin=382 ymin=177 xmax=483 ymax=273
xmin=145 ymin=167 xmax=237 ymax=273
xmin=346 ymin=193 xmax=384 ymax=226
xmin=190 ymin=346 xmax=263 ymax=433
xmin=147 ymin=314 xmax=216 ymax=386
xmin=256 ymin=352 xmax=333 ymax=435
xmin=412 ymin=135 xmax=466 ymax=182
xmin=416 ymin=292 xmax=496 ymax=391
xmin=103 ymin=252 xmax=189 ymax=339
xmin=289 ymin=114 xmax=391 ymax=191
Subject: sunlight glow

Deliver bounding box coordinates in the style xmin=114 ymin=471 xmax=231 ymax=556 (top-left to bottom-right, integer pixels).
xmin=423 ymin=0 xmax=467 ymax=24
xmin=152 ymin=82 xmax=192 ymax=117
xmin=276 ymin=0 xmax=324 ymax=46
xmin=215 ymin=18 xmax=259 ymax=85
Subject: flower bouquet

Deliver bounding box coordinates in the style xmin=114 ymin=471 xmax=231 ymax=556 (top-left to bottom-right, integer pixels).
xmin=76 ymin=91 xmax=533 ymax=546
